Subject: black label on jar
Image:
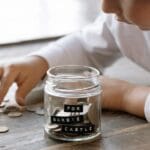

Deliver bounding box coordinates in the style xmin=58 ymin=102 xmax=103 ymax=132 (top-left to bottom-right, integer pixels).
xmin=61 ymin=124 xmax=95 ymax=134
xmin=64 ymin=104 xmax=83 ymax=112
xmin=51 ymin=115 xmax=84 ymax=124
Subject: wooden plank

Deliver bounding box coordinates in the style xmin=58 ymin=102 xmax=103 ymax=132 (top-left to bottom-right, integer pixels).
xmin=101 ymin=124 xmax=150 ymax=150
xmin=40 ymin=123 xmax=150 ymax=150
xmin=101 ymin=111 xmax=146 ymax=133
xmin=0 ymin=110 xmax=147 ymax=150
xmin=102 ymin=123 xmax=150 ymax=138
xmin=40 ymin=140 xmax=102 ymax=150
xmin=0 ymin=111 xmax=61 ymax=150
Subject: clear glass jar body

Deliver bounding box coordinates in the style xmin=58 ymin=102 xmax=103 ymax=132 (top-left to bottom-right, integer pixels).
xmin=44 ymin=65 xmax=102 ymax=142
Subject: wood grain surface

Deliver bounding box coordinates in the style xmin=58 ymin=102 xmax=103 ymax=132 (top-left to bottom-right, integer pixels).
xmin=0 ymin=108 xmax=148 ymax=150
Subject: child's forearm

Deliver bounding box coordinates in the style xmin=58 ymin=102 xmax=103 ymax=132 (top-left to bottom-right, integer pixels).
xmin=122 ymin=85 xmax=150 ymax=117
xmin=101 ymin=76 xmax=130 ymax=111
xmin=101 ymin=76 xmax=150 ymax=118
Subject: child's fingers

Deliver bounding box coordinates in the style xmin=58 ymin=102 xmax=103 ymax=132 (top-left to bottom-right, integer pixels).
xmin=0 ymin=68 xmax=18 ymax=102
xmin=0 ymin=67 xmax=4 ymax=79
xmin=16 ymin=80 xmax=36 ymax=106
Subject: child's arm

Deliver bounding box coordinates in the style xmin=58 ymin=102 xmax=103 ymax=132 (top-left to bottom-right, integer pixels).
xmin=0 ymin=14 xmax=123 ymax=106
xmin=101 ymin=76 xmax=150 ymax=118
xmin=32 ymin=14 xmax=119 ymax=71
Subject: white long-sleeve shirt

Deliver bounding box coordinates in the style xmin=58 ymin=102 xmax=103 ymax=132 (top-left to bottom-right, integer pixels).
xmin=33 ymin=12 xmax=150 ymax=72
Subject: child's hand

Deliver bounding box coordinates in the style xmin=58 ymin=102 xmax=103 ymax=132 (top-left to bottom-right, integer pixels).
xmin=101 ymin=76 xmax=150 ymax=118
xmin=0 ymin=56 xmax=49 ymax=106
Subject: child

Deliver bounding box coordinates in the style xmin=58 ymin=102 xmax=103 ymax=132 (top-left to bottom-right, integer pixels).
xmin=0 ymin=0 xmax=150 ymax=121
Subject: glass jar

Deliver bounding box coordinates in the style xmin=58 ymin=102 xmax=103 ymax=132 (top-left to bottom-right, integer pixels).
xmin=44 ymin=65 xmax=102 ymax=142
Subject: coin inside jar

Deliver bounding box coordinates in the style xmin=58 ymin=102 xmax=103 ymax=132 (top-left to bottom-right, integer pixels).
xmin=87 ymin=96 xmax=100 ymax=127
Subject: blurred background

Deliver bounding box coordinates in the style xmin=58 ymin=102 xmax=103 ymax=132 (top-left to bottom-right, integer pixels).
xmin=0 ymin=0 xmax=100 ymax=44
xmin=0 ymin=0 xmax=150 ymax=86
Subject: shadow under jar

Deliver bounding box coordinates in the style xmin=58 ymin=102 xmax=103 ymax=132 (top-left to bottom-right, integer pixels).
xmin=44 ymin=65 xmax=102 ymax=142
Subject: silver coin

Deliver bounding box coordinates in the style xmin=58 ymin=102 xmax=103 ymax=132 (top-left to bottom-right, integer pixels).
xmin=3 ymin=106 xmax=20 ymax=114
xmin=26 ymin=103 xmax=43 ymax=112
xmin=48 ymin=124 xmax=59 ymax=130
xmin=52 ymin=107 xmax=60 ymax=116
xmin=0 ymin=126 xmax=9 ymax=133
xmin=35 ymin=108 xmax=44 ymax=116
xmin=52 ymin=127 xmax=61 ymax=133
xmin=26 ymin=106 xmax=37 ymax=112
xmin=8 ymin=112 xmax=23 ymax=117
xmin=0 ymin=102 xmax=6 ymax=108
xmin=3 ymin=99 xmax=9 ymax=102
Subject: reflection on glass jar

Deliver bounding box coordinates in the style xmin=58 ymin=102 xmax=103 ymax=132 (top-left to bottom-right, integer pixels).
xmin=44 ymin=65 xmax=102 ymax=142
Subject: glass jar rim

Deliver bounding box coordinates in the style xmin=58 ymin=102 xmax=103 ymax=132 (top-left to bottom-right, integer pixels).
xmin=47 ymin=65 xmax=100 ymax=80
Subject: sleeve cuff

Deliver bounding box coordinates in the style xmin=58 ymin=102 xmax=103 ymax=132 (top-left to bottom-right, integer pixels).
xmin=144 ymin=94 xmax=150 ymax=122
xmin=28 ymin=44 xmax=63 ymax=68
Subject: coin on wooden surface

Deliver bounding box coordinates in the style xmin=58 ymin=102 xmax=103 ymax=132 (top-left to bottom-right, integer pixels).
xmin=0 ymin=126 xmax=9 ymax=133
xmin=26 ymin=103 xmax=43 ymax=112
xmin=3 ymin=106 xmax=20 ymax=114
xmin=26 ymin=106 xmax=36 ymax=112
xmin=35 ymin=107 xmax=44 ymax=116
xmin=8 ymin=112 xmax=23 ymax=118
xmin=3 ymin=99 xmax=9 ymax=102
xmin=0 ymin=102 xmax=6 ymax=108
